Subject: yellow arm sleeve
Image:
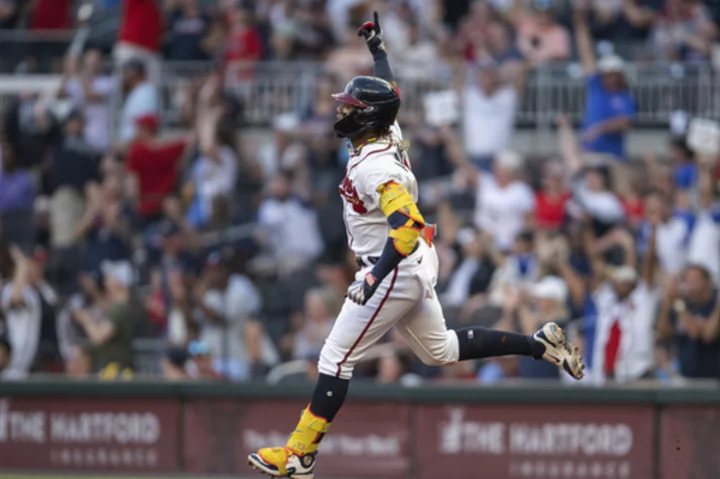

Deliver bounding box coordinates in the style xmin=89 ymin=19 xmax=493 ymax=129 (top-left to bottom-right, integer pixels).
xmin=377 ymin=182 xmax=426 ymax=256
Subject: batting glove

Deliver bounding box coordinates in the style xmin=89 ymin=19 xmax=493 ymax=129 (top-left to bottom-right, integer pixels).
xmin=357 ymin=11 xmax=386 ymax=55
xmin=347 ymin=272 xmax=379 ymax=305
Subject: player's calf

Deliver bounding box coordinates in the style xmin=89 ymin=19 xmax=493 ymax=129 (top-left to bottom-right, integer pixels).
xmin=453 ymin=323 xmax=585 ymax=380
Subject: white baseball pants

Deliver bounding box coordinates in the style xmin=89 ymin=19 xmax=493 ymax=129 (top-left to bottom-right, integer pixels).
xmin=318 ymin=243 xmax=460 ymax=379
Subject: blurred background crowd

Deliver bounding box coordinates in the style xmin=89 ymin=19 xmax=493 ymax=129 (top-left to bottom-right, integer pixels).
xmin=0 ymin=0 xmax=718 ymax=387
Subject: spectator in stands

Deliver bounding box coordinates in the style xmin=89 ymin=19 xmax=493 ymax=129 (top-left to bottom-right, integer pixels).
xmin=586 ymin=225 xmax=658 ymax=384
xmin=325 ymin=24 xmax=374 ymax=83
xmin=534 ymin=161 xmax=571 ymax=232
xmin=256 ymin=174 xmax=324 ymax=276
xmin=289 ymin=287 xmax=340 ymax=361
xmin=186 ymin=340 xmax=221 ymax=380
xmin=441 ymin=227 xmax=497 ymax=311
xmin=165 ymin=0 xmax=212 ymax=61
xmin=377 ymin=350 xmax=423 ymax=386
xmin=514 ymin=0 xmax=571 ymax=66
xmin=57 ymin=270 xmax=104 ymax=362
xmin=588 ymin=0 xmax=661 ymax=48
xmin=490 ymin=231 xmax=542 ymax=301
xmin=407 ymin=126 xmax=457 ymax=212
xmin=162 ymin=346 xmax=191 ymax=380
xmin=457 ymin=0 xmax=503 ymax=62
xmin=24 ymin=248 xmax=61 ymax=374
xmin=574 ymin=4 xmax=637 ymax=160
xmin=115 ymin=0 xmax=163 ymax=86
xmin=65 ymin=344 xmax=92 ymax=379
xmin=224 ymin=3 xmax=263 ymax=66
xmin=166 ymin=267 xmax=196 ymax=345
xmin=466 ymin=150 xmax=535 ymax=252
xmin=125 ymin=114 xmax=191 ymax=227
xmin=1 ymin=247 xmax=58 ymax=378
xmin=194 ymin=250 xmax=277 ymax=380
xmin=393 ymin=19 xmax=438 ymax=80
xmin=292 ymin=1 xmax=336 ymax=60
xmin=119 ymin=59 xmax=160 ymax=144
xmin=459 ymin=61 xmax=518 ymax=171
xmin=76 ymin=171 xmax=132 ymax=277
xmin=3 ymin=96 xmax=60 ymax=171
xmin=484 ymin=22 xmax=526 ymax=88
xmin=0 ymin=0 xmax=19 ymax=29
xmin=258 ymin=112 xmax=302 ymax=181
xmin=686 ymin=158 xmax=720 ymax=282
xmin=515 ymin=276 xmax=570 ymax=379
xmin=665 ymin=138 xmax=698 ymax=190
xmin=56 ymin=49 xmax=116 ymax=152
xmin=0 ymin=335 xmax=11 ymax=376
xmin=185 ymin=74 xmax=239 ymax=229
xmin=29 ymin=0 xmax=72 ymax=30
xmin=558 ymin=115 xmax=626 ymax=237
xmin=639 ymin=190 xmax=688 ymax=276
xmin=0 ymin=139 xmax=37 ymax=252
xmin=73 ymin=260 xmax=134 ymax=375
xmin=651 ymin=0 xmax=717 ymax=62
xmin=658 ymin=264 xmax=720 ymax=379
xmin=477 ymin=355 xmax=521 ymax=384
xmin=49 ymin=110 xmax=101 ymax=254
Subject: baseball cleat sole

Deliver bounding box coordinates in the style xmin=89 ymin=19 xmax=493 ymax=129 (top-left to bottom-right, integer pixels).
xmin=535 ymin=322 xmax=586 ymax=380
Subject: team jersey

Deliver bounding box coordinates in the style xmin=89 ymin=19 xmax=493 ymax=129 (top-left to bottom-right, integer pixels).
xmin=338 ymin=122 xmax=418 ymax=258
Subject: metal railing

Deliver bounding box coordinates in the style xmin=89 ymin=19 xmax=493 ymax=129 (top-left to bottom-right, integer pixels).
xmin=159 ymin=60 xmax=720 ymax=128
xmin=0 ymin=61 xmax=716 ymax=130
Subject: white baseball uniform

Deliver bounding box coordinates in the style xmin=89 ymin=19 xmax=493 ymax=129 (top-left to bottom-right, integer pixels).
xmin=319 ymin=123 xmax=460 ymax=380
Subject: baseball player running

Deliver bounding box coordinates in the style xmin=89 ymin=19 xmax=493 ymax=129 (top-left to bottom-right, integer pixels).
xmin=249 ymin=12 xmax=585 ymax=478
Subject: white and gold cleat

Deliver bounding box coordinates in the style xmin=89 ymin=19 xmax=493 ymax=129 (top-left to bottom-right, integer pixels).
xmin=533 ymin=322 xmax=585 ymax=380
xmin=248 ymin=447 xmax=316 ymax=478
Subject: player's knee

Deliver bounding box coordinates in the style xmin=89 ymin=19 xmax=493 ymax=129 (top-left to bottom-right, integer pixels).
xmin=419 ymin=331 xmax=459 ymax=367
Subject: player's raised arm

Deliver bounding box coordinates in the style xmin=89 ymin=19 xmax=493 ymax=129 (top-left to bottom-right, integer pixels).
xmin=357 ymin=11 xmax=397 ymax=90
xmin=347 ymin=180 xmax=432 ymax=305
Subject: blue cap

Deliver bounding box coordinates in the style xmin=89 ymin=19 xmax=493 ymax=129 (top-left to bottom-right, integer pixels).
xmin=188 ymin=341 xmax=212 ymax=356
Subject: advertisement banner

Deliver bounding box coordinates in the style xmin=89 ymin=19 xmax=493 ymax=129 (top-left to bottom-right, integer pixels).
xmin=660 ymin=407 xmax=720 ymax=479
xmin=0 ymin=397 xmax=179 ymax=472
xmin=415 ymin=404 xmax=654 ymax=479
xmin=184 ymin=399 xmax=410 ymax=478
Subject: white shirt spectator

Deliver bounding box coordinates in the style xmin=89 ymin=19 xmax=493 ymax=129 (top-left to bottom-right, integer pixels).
xmin=192 ymin=145 xmax=238 ymax=221
xmin=120 ymin=81 xmax=159 ymax=142
xmin=646 ymin=217 xmax=689 ymax=275
xmin=394 ymin=41 xmax=437 ymax=81
xmin=687 ymin=209 xmax=720 ymax=281
xmin=1 ymin=284 xmax=56 ymax=379
xmin=463 ymin=84 xmax=517 ymax=158
xmin=571 ymin=180 xmax=625 ymax=224
xmin=64 ymin=76 xmax=116 ymax=150
xmin=258 ymin=197 xmax=325 ymax=271
xmin=590 ymin=281 xmax=658 ymax=384
xmin=199 ymin=274 xmax=278 ymax=378
xmin=474 ymin=172 xmax=535 ymax=251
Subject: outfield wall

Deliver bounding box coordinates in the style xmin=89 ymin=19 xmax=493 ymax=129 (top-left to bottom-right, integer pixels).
xmin=0 ymin=381 xmax=718 ymax=479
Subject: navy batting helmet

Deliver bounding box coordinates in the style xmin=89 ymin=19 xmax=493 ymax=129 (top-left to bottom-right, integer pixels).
xmin=332 ymin=76 xmax=400 ymax=138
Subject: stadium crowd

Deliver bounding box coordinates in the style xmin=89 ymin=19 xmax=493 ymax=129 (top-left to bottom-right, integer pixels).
xmin=0 ymin=0 xmax=718 ymax=386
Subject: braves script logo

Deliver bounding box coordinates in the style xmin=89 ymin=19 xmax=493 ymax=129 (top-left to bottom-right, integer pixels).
xmin=339 ymin=177 xmax=367 ymax=214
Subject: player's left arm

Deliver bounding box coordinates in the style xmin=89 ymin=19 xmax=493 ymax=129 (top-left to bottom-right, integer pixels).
xmin=357 ymin=11 xmax=398 ymax=91
xmin=347 ymin=181 xmax=432 ymax=305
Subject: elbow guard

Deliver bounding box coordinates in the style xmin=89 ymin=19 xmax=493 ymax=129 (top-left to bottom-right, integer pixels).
xmin=378 ymin=182 xmax=425 ymax=256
